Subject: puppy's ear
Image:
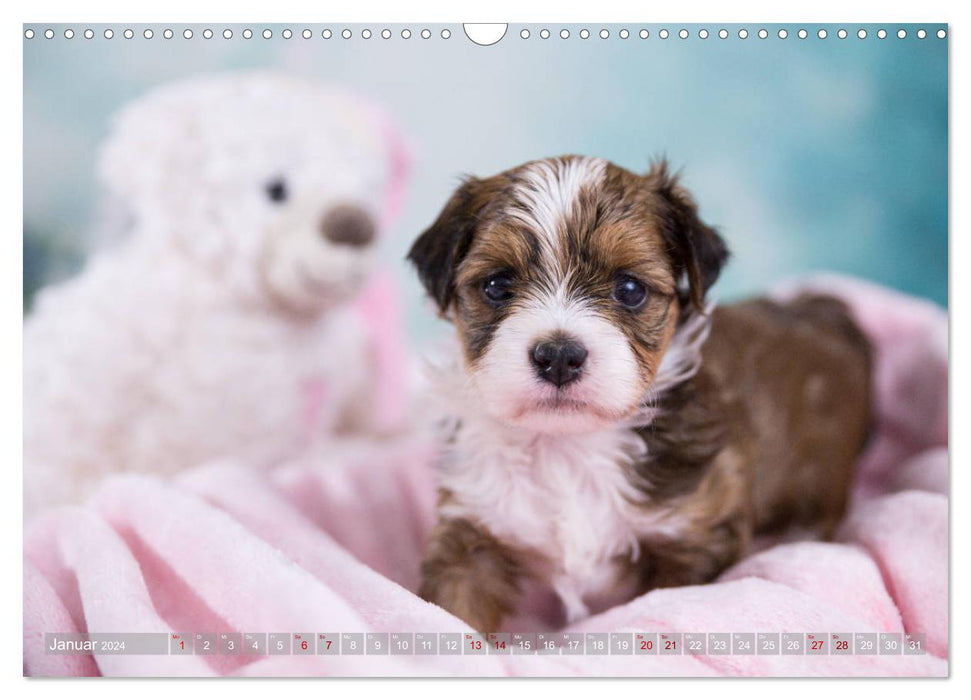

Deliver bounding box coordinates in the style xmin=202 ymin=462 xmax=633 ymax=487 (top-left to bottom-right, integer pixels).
xmin=407 ymin=177 xmax=489 ymax=314
xmin=646 ymin=160 xmax=729 ymax=310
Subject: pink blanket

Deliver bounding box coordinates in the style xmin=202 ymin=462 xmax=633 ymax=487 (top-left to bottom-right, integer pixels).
xmin=23 ymin=275 xmax=948 ymax=677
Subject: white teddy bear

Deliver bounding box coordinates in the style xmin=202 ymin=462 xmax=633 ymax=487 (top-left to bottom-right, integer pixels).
xmin=24 ymin=72 xmax=410 ymax=515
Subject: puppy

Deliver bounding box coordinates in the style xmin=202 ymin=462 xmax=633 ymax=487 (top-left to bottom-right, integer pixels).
xmin=407 ymin=156 xmax=872 ymax=631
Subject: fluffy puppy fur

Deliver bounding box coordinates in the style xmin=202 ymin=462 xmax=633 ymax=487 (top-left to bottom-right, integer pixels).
xmin=408 ymin=156 xmax=872 ymax=631
xmin=24 ymin=73 xmax=407 ymax=515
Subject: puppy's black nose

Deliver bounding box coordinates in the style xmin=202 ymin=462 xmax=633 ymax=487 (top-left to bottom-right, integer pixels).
xmin=320 ymin=204 xmax=376 ymax=247
xmin=531 ymin=338 xmax=588 ymax=387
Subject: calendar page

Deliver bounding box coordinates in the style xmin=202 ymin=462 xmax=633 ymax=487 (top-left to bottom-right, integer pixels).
xmin=21 ymin=14 xmax=948 ymax=680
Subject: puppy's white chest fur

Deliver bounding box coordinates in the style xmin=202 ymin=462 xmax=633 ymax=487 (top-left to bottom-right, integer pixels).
xmin=439 ymin=409 xmax=682 ymax=620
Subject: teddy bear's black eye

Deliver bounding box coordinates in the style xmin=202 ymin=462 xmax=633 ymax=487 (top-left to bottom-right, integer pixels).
xmin=613 ymin=275 xmax=648 ymax=309
xmin=265 ymin=179 xmax=288 ymax=204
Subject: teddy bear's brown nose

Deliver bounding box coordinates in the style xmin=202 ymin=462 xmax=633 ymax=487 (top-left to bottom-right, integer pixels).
xmin=319 ymin=204 xmax=376 ymax=247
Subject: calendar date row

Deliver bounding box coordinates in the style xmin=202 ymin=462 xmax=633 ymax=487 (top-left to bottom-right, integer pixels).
xmin=47 ymin=631 xmax=926 ymax=656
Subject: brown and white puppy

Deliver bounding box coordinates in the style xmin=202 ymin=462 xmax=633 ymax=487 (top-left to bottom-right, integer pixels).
xmin=408 ymin=156 xmax=872 ymax=632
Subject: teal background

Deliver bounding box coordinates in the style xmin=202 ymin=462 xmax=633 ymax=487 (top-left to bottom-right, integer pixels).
xmin=23 ymin=23 xmax=948 ymax=338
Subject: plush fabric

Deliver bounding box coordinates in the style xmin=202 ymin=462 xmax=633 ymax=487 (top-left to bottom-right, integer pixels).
xmin=23 ymin=73 xmax=410 ymax=516
xmin=23 ymin=276 xmax=948 ymax=677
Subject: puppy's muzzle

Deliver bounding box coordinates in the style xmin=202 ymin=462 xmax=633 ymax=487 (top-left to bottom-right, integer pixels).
xmin=531 ymin=337 xmax=588 ymax=387
xmin=319 ymin=204 xmax=376 ymax=247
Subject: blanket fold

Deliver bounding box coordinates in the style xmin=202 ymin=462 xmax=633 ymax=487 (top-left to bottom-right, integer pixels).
xmin=23 ymin=275 xmax=948 ymax=677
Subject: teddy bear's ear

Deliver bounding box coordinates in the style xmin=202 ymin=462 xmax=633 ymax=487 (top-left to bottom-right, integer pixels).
xmin=375 ymin=113 xmax=412 ymax=233
xmin=97 ymin=80 xmax=214 ymax=219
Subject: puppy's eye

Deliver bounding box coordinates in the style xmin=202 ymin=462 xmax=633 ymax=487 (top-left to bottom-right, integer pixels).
xmin=265 ymin=179 xmax=288 ymax=204
xmin=613 ymin=275 xmax=648 ymax=309
xmin=482 ymin=274 xmax=514 ymax=307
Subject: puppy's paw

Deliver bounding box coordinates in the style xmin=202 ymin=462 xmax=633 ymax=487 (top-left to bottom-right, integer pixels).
xmin=419 ymin=518 xmax=522 ymax=632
